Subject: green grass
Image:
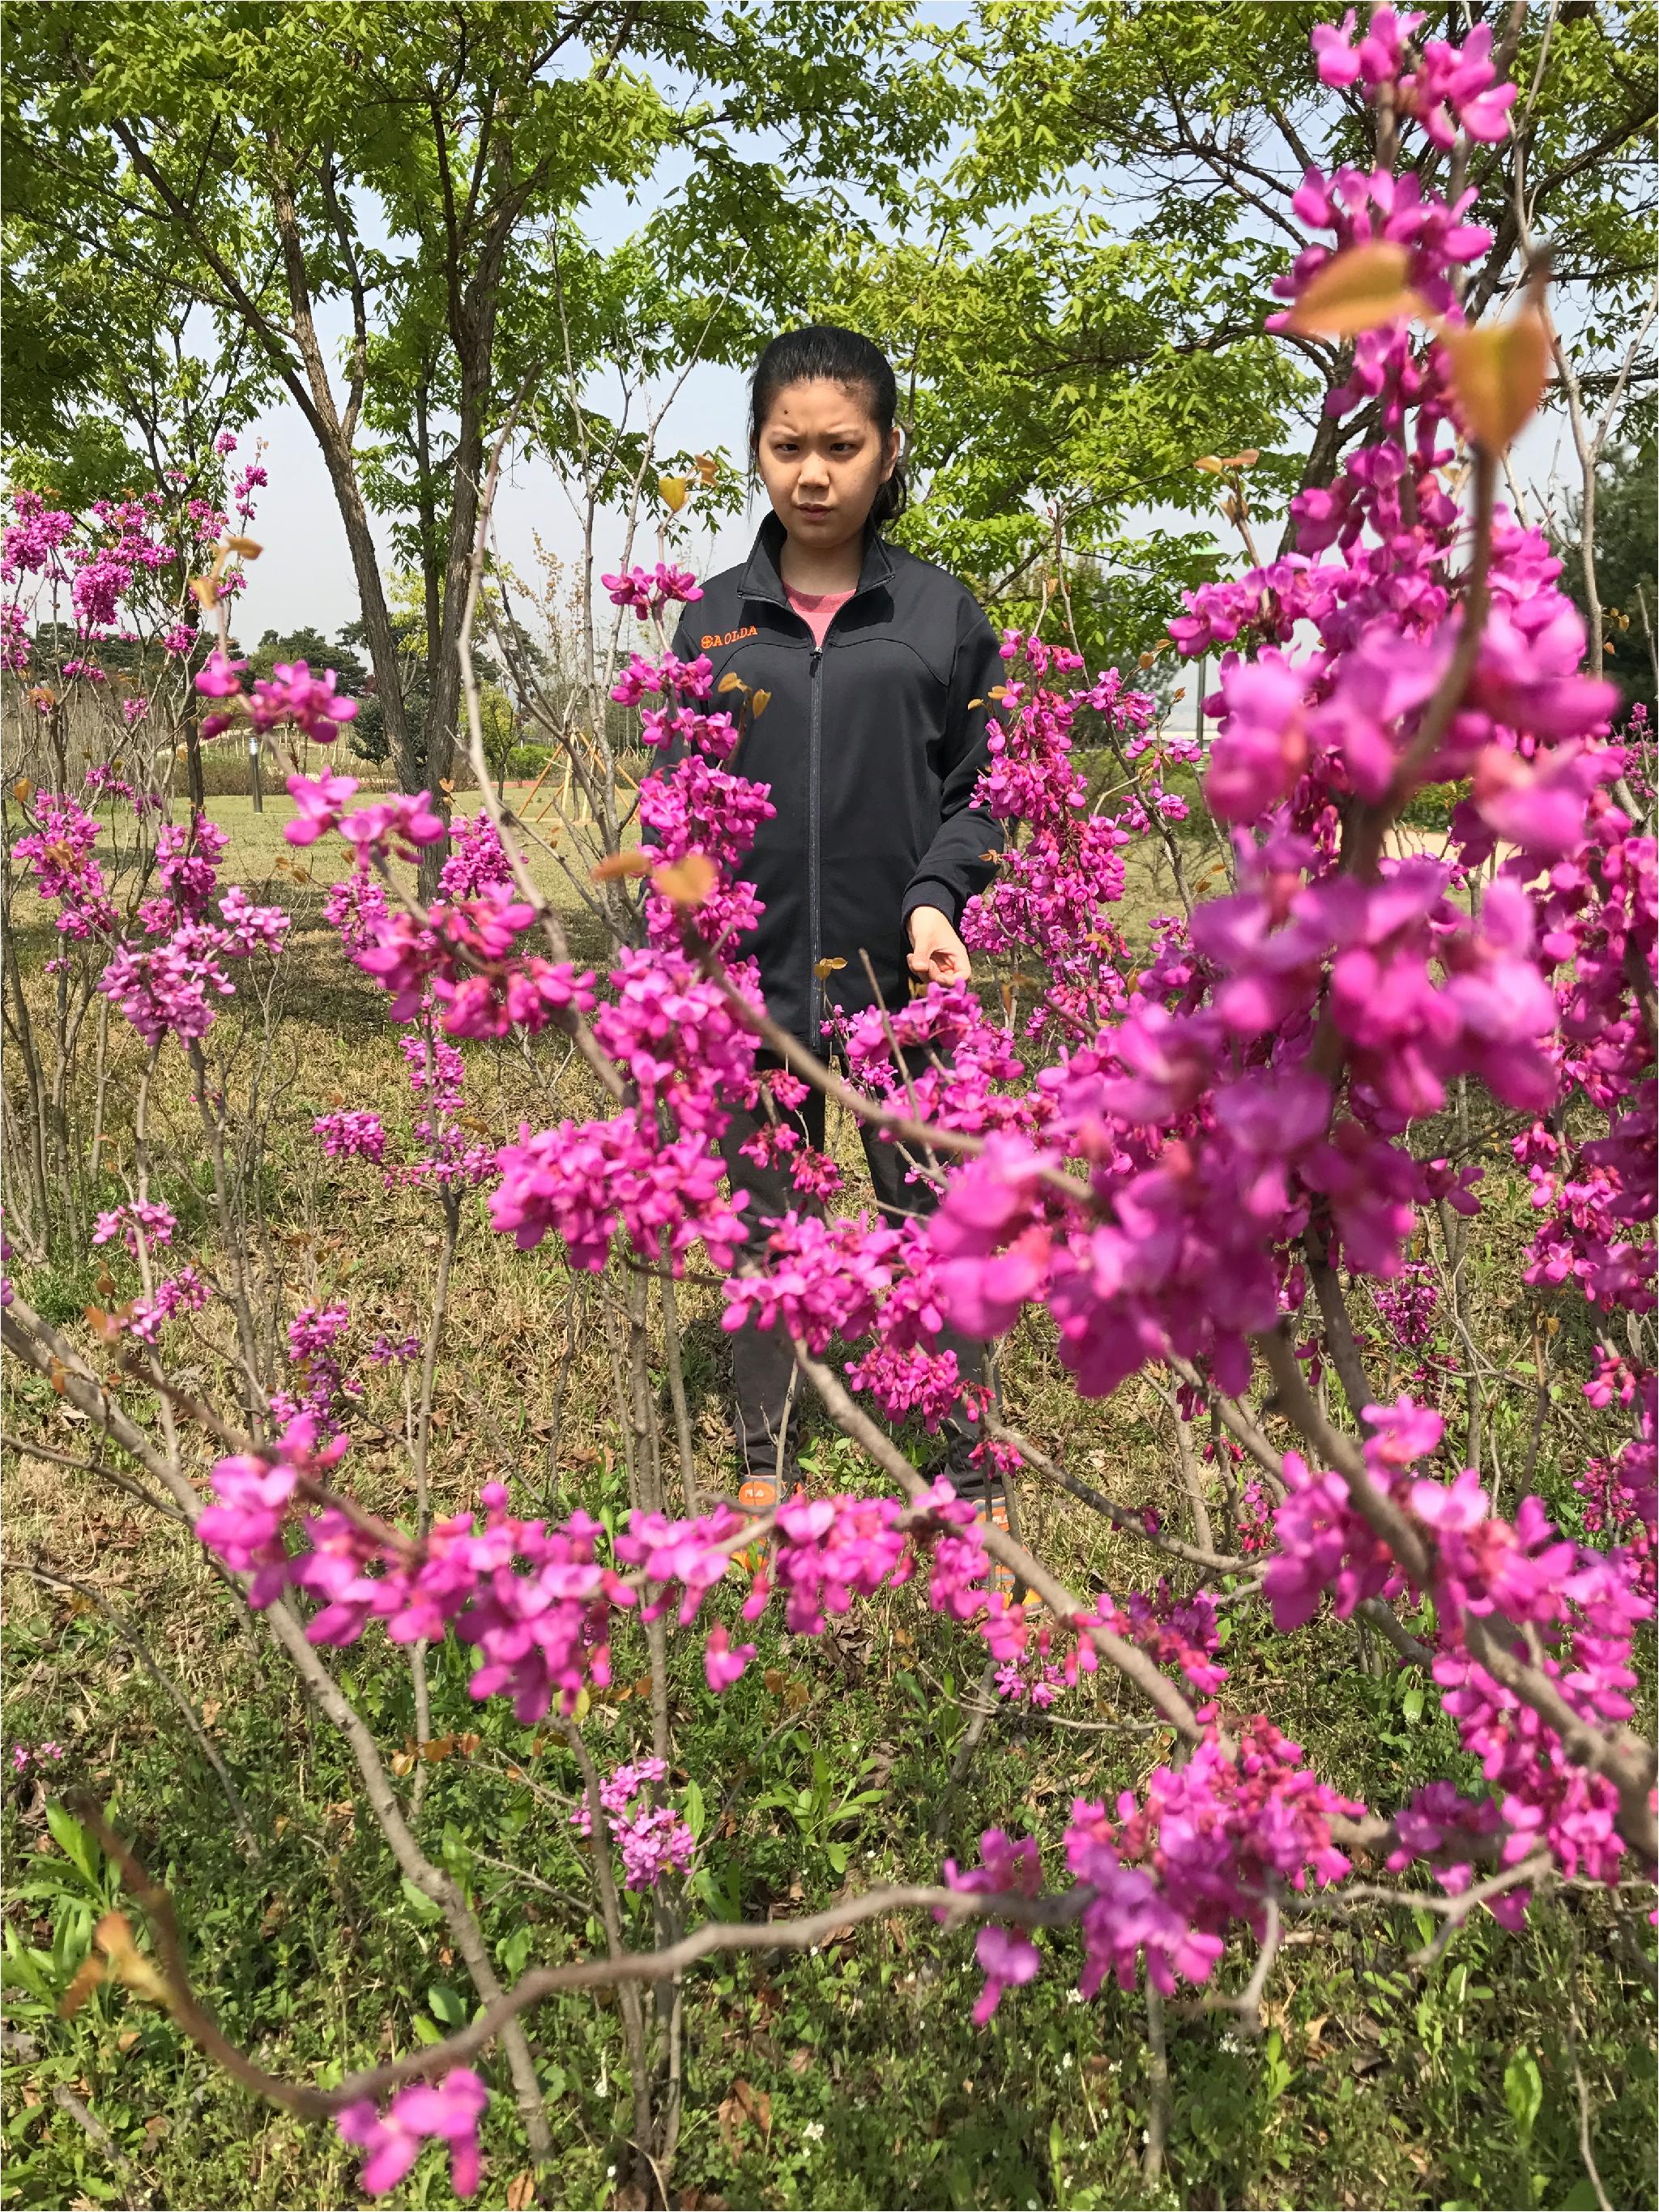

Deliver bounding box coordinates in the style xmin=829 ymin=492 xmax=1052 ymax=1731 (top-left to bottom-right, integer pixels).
xmin=1 ymin=788 xmax=1654 ymax=2211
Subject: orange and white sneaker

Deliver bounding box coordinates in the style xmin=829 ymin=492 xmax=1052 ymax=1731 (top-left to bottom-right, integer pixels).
xmin=737 ymin=1467 xmax=781 ymax=1517
xmin=734 ymin=1458 xmax=796 ymax=1572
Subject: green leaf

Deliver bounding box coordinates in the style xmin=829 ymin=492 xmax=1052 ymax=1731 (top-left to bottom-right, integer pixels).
xmin=1503 ymin=2049 xmax=1542 ymax=2143
xmin=684 ymin=1777 xmax=706 ymax=1841
xmin=45 ymin=1804 xmax=98 ymax=1886
xmin=428 ymin=1982 xmax=466 ymax=2026
xmin=411 ymin=2012 xmax=443 ymax=2046
xmin=399 ymin=1876 xmax=444 ymax=1924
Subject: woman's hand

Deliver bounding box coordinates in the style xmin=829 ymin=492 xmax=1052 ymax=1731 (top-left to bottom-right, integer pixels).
xmin=906 ymin=903 xmax=971 ymax=987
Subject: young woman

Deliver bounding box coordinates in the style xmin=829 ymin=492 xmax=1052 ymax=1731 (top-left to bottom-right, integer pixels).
xmin=670 ymin=325 xmax=1008 ymax=1522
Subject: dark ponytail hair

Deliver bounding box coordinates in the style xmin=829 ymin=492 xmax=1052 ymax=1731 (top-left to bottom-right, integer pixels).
xmin=748 ymin=324 xmax=909 ymax=528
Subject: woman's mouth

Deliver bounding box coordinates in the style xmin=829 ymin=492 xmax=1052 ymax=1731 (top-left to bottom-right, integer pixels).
xmin=796 ymin=502 xmax=832 ymax=519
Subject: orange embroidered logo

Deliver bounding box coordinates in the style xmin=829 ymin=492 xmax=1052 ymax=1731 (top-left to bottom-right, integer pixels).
xmin=700 ymin=626 xmax=758 ymax=648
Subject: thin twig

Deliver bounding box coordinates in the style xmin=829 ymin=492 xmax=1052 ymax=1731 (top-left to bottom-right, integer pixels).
xmin=790 ymin=1339 xmax=1201 ymax=1742
xmin=1142 ymin=1981 xmax=1170 ymax=2189
xmin=77 ymin=1794 xmax=1091 ymax=2117
xmin=11 ymin=1556 xmax=259 ymax=1851
xmin=991 ymin=1420 xmax=1246 ymax=1574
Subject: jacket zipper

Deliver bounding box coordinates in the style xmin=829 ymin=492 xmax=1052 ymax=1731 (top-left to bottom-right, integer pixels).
xmin=807 ymin=645 xmax=823 ymax=1042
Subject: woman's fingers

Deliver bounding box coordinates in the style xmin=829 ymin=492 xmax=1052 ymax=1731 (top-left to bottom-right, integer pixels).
xmin=907 ymin=906 xmax=972 ymax=985
xmin=908 ymin=945 xmax=970 ymax=983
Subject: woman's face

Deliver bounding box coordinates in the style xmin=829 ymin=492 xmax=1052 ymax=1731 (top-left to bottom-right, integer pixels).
xmin=753 ymin=378 xmax=899 ymax=555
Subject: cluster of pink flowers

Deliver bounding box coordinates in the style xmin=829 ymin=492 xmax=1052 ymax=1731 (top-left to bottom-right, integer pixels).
xmin=940 ymin=1710 xmax=1361 ymax=2028
xmin=196 ymin=651 xmax=359 ymax=745
xmin=1372 ymin=1260 xmax=1439 ymax=1349
xmin=601 ymin=562 xmax=703 ymax=618
xmin=12 ymin=795 xmax=117 ymax=937
xmin=491 ymin=1110 xmax=748 ymax=1273
xmin=612 ymin=647 xmax=714 ymax=713
xmin=356 ymin=890 xmax=598 ymax=1043
xmin=99 ymin=882 xmax=288 ymax=1048
xmin=146 ymin=816 xmax=232 ymax=928
xmin=301 ymin=788 xmax=591 ymax=1051
xmin=940 ymin=1828 xmax=1044 ymax=2022
xmin=2 ymin=462 xmax=255 ymax=703
xmin=337 ymin=2069 xmax=488 ymax=2201
xmin=1070 ymin=1719 xmax=1361 ymax=1990
xmin=308 ymin=879 xmax=506 ymax=1196
xmin=10 ymin=1741 xmax=65 ymax=1772
xmin=840 ymin=979 xmax=1030 ymax=1139
xmin=2 ymin=492 xmax=79 ymax=594
xmin=368 ymin=1331 xmax=423 ymax=1366
xmin=14 ymin=790 xmax=288 ymax=1048
xmin=1260 ymin=1392 xmax=1648 ymax=1889
xmin=1312 ymin=9 xmax=1516 ymax=144
xmin=270 ymin=1302 xmax=361 ymax=1437
xmin=437 ymin=810 xmax=513 ymax=899
xmin=1517 ymin=754 xmax=1657 ymax=1316
xmin=1103 ymin=1581 xmax=1228 ymax=1695
xmin=592 ymin=950 xmax=758 ymax=1135
xmin=193 ymin=1445 xmax=1111 ymax=1738
xmin=85 ymin=762 xmax=135 ymax=805
xmin=125 ymin=1266 xmax=210 ymax=1347
xmin=322 ymin=862 xmax=390 ymax=953
xmin=285 ymin=771 xmax=362 ymax=847
xmin=960 ymin=639 xmax=1154 ymax=1031
xmin=568 ymin=1757 xmax=696 ymax=1890
xmin=6 ymin=490 xmax=173 ymax=651
xmin=92 ymin=1199 xmax=177 ymax=1257
xmin=313 ymin=1109 xmax=387 ymax=1164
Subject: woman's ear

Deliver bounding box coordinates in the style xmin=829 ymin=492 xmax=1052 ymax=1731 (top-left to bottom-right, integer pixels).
xmin=882 ymin=424 xmax=902 ymax=480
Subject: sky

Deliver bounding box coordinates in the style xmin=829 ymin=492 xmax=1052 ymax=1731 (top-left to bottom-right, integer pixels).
xmin=235 ymin=338 xmax=761 ymax=637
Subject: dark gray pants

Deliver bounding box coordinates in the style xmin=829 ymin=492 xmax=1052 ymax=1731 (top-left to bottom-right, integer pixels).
xmin=719 ymin=1063 xmax=986 ymax=1470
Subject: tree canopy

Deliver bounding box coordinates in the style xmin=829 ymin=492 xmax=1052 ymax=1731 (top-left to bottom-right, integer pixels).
xmin=814 ymin=0 xmax=1656 ymax=664
xmin=6 ymin=0 xmax=1653 ymax=712
xmin=3 ymin=0 xmax=961 ymax=796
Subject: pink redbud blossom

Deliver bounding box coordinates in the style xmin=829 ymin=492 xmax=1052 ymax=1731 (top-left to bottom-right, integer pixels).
xmin=336 ymin=2069 xmax=488 ymax=2200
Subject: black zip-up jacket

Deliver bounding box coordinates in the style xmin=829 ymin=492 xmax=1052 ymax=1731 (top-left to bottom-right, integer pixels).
xmin=667 ymin=511 xmax=1005 ymax=1047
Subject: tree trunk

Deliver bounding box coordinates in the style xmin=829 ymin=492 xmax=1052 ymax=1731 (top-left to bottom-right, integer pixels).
xmin=422 ymin=314 xmax=498 ymax=895
xmin=316 ymin=430 xmax=423 ymax=800
xmin=1277 ymin=391 xmax=1346 ymax=555
xmin=267 ymin=153 xmax=420 ymax=801
xmin=184 ymin=710 xmax=206 ymax=813
xmin=416 ymin=378 xmax=444 ymax=707
xmin=424 ymin=388 xmax=487 ymax=826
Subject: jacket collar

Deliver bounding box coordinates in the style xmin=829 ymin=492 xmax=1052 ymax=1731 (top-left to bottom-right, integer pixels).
xmin=738 ymin=508 xmax=896 ymax=614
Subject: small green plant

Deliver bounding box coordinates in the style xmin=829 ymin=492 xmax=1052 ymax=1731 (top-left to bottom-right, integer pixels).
xmin=753 ymin=1736 xmax=890 ymax=1879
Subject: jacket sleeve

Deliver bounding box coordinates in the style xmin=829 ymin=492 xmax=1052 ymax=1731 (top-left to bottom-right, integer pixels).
xmin=901 ymin=593 xmax=1008 ymax=931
